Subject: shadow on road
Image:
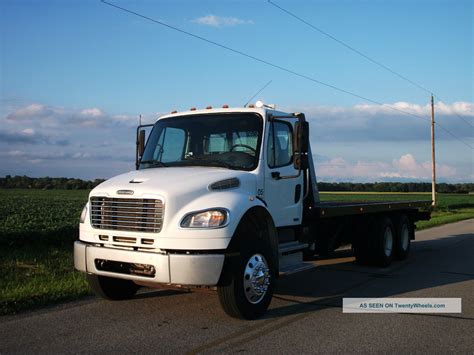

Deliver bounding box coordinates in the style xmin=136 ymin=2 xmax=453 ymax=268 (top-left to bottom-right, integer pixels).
xmin=265 ymin=233 xmax=473 ymax=319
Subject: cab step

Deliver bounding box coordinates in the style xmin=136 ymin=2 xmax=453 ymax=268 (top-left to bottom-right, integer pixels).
xmin=279 ymin=241 xmax=308 ymax=255
xmin=278 ymin=242 xmax=316 ymax=276
xmin=279 ymin=262 xmax=315 ymax=277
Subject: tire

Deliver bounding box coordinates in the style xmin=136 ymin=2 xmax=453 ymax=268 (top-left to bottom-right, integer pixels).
xmin=87 ymin=274 xmax=140 ymax=300
xmin=217 ymin=215 xmax=275 ymax=320
xmin=369 ymin=216 xmax=395 ymax=267
xmin=394 ymin=214 xmax=412 ymax=260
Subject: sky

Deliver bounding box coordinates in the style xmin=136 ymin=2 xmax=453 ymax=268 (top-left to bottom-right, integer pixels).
xmin=1 ymin=0 xmax=473 ymax=182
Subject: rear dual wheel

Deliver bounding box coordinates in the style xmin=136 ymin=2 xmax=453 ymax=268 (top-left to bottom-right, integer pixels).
xmin=394 ymin=214 xmax=412 ymax=260
xmin=370 ymin=216 xmax=395 ymax=267
xmin=354 ymin=214 xmax=413 ymax=267
xmin=354 ymin=216 xmax=395 ymax=267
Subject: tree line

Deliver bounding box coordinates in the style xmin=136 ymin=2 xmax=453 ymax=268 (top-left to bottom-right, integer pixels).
xmin=0 ymin=175 xmax=472 ymax=193
xmin=0 ymin=175 xmax=105 ymax=190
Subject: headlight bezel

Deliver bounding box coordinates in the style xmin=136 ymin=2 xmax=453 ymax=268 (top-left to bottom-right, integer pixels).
xmin=180 ymin=208 xmax=229 ymax=229
xmin=79 ymin=203 xmax=88 ymax=224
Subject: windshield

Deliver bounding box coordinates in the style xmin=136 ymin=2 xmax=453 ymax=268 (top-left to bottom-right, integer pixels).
xmin=139 ymin=113 xmax=263 ymax=171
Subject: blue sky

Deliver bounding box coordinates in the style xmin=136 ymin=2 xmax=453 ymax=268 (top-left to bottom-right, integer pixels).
xmin=1 ymin=0 xmax=473 ymax=182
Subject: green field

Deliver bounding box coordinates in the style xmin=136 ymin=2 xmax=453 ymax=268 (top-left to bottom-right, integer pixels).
xmin=0 ymin=189 xmax=90 ymax=315
xmin=0 ymin=189 xmax=472 ymax=315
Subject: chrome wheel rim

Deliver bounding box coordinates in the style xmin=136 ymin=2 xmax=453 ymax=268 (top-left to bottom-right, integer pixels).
xmin=400 ymin=224 xmax=409 ymax=251
xmin=384 ymin=227 xmax=393 ymax=257
xmin=243 ymin=254 xmax=270 ymax=304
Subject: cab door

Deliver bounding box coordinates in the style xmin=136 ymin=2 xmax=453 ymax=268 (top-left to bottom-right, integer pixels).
xmin=264 ymin=117 xmax=303 ymax=227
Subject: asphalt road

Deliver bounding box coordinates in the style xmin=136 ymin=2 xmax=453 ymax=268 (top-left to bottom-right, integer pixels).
xmin=1 ymin=219 xmax=473 ymax=354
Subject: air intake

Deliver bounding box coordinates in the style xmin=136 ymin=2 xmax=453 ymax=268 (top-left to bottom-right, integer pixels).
xmin=209 ymin=178 xmax=240 ymax=191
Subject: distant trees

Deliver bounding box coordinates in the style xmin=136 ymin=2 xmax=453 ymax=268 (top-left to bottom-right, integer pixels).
xmin=0 ymin=175 xmax=472 ymax=193
xmin=0 ymin=175 xmax=105 ymax=190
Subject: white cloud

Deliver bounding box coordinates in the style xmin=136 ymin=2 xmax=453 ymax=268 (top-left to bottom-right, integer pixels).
xmin=12 ymin=104 xmax=46 ymax=117
xmin=21 ymin=128 xmax=35 ymax=136
xmin=316 ymin=153 xmax=457 ymax=181
xmin=192 ymin=14 xmax=254 ymax=27
xmin=81 ymin=108 xmax=103 ymax=117
xmin=4 ymin=103 xmax=136 ymax=129
xmin=286 ymin=101 xmax=474 ymax=143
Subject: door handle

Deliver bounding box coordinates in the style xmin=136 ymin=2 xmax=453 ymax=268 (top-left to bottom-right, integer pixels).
xmin=271 ymin=171 xmax=281 ymax=180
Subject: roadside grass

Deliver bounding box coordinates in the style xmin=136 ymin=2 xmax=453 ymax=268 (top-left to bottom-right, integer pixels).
xmin=0 ymin=189 xmax=472 ymax=315
xmin=416 ymin=208 xmax=474 ymax=229
xmin=1 ymin=246 xmax=89 ymax=315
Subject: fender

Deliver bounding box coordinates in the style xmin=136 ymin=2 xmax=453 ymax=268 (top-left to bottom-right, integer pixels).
xmin=170 ymin=190 xmax=269 ymax=240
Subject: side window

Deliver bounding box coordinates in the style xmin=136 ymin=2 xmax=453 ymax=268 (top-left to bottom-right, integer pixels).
xmin=267 ymin=121 xmax=293 ymax=168
xmin=153 ymin=127 xmax=186 ymax=162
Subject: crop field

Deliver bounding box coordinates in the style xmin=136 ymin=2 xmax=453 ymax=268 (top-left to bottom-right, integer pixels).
xmin=0 ymin=189 xmax=89 ymax=315
xmin=0 ymin=189 xmax=472 ymax=315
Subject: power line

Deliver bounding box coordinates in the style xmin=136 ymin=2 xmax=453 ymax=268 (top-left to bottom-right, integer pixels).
xmin=101 ymin=0 xmax=473 ymax=149
xmin=244 ymin=80 xmax=273 ymax=107
xmin=432 ymin=94 xmax=474 ymax=128
xmin=268 ymin=0 xmax=474 ymax=130
xmin=267 ymin=0 xmax=431 ymax=94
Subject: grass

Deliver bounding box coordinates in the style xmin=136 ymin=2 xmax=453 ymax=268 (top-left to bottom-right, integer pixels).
xmin=0 ymin=189 xmax=472 ymax=315
xmin=0 ymin=189 xmax=90 ymax=315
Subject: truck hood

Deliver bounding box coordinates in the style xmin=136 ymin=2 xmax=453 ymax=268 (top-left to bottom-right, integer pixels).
xmin=90 ymin=167 xmax=257 ymax=199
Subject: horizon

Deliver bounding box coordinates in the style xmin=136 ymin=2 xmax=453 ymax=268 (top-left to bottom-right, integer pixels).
xmin=1 ymin=0 xmax=472 ymax=182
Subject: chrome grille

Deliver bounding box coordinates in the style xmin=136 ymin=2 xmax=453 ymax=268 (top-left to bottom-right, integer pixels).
xmin=90 ymin=197 xmax=163 ymax=233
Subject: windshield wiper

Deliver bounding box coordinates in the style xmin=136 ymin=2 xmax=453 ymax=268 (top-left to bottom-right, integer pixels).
xmin=140 ymin=160 xmax=168 ymax=167
xmin=201 ymin=160 xmax=239 ymax=170
xmin=182 ymin=157 xmax=240 ymax=170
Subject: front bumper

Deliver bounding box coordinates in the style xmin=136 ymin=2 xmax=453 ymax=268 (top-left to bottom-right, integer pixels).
xmin=74 ymin=241 xmax=225 ymax=286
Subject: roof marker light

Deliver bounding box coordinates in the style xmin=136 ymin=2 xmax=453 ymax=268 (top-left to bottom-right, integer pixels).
xmin=190 ymin=107 xmax=197 ymax=111
xmin=222 ymin=104 xmax=229 ymax=108
xmin=248 ymin=104 xmax=255 ymax=108
xmin=171 ymin=110 xmax=177 ymax=114
xmin=206 ymin=106 xmax=212 ymax=109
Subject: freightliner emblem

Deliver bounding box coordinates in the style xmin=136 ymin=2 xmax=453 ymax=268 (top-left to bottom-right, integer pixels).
xmin=117 ymin=190 xmax=134 ymax=195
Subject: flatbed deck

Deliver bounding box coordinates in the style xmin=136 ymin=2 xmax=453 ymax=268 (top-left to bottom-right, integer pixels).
xmin=313 ymin=200 xmax=432 ymax=218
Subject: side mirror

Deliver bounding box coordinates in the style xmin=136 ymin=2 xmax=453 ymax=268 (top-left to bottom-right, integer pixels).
xmin=138 ymin=130 xmax=146 ymax=157
xmin=293 ymin=154 xmax=308 ymax=170
xmin=135 ymin=123 xmax=155 ymax=170
xmin=136 ymin=129 xmax=146 ymax=170
xmin=294 ymin=121 xmax=309 ymax=154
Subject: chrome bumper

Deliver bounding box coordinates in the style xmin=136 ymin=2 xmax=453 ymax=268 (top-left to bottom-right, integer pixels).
xmin=74 ymin=241 xmax=225 ymax=286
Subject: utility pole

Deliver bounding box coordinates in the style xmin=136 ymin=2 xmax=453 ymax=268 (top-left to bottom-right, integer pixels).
xmin=431 ymin=95 xmax=437 ymax=206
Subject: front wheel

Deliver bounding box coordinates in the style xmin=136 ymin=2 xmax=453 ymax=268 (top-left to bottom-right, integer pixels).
xmin=87 ymin=274 xmax=140 ymax=300
xmin=217 ymin=250 xmax=274 ymax=320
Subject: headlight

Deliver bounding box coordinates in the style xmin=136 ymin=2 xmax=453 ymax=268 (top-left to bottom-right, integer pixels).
xmin=181 ymin=209 xmax=228 ymax=228
xmin=80 ymin=204 xmax=88 ymax=224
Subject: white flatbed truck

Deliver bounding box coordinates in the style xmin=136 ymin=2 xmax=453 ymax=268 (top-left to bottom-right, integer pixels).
xmin=74 ymin=103 xmax=431 ymax=319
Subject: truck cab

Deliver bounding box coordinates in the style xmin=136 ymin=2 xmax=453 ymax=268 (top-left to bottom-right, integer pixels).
xmin=75 ymin=103 xmax=430 ymax=319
